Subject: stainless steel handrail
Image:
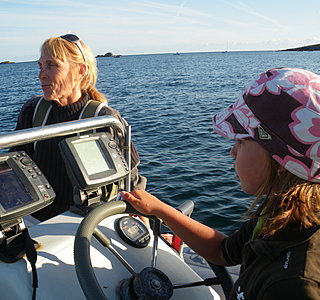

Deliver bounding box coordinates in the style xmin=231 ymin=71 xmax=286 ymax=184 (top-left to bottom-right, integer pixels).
xmin=0 ymin=116 xmax=124 ymax=150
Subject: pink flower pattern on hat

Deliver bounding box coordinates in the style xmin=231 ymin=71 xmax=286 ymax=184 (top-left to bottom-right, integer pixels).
xmin=273 ymin=153 xmax=320 ymax=182
xmin=245 ymin=71 xmax=286 ymax=96
xmin=213 ymin=106 xmax=235 ymax=138
xmin=247 ymin=68 xmax=320 ymax=112
xmin=291 ymin=108 xmax=320 ymax=152
xmin=212 ymin=93 xmax=261 ymax=140
xmin=212 ymin=67 xmax=320 ymax=183
xmin=284 ymin=69 xmax=320 ymax=112
xmin=232 ymin=95 xmax=260 ymax=138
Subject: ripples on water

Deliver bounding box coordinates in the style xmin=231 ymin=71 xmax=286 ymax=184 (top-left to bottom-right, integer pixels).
xmin=1 ymin=51 xmax=320 ymax=234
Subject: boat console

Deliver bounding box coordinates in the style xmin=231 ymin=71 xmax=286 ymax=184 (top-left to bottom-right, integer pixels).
xmin=0 ymin=116 xmax=230 ymax=300
xmin=0 ymin=151 xmax=54 ymax=265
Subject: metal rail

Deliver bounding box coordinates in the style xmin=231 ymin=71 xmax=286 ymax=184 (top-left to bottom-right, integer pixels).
xmin=124 ymin=125 xmax=131 ymax=192
xmin=0 ymin=116 xmax=124 ymax=150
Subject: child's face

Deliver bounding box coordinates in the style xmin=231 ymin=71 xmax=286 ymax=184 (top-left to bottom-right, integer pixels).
xmin=230 ymin=139 xmax=270 ymax=195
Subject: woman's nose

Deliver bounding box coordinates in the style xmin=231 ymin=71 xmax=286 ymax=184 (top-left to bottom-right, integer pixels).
xmin=38 ymin=69 xmax=47 ymax=80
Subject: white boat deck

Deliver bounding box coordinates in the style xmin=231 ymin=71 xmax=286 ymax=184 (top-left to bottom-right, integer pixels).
xmin=183 ymin=246 xmax=240 ymax=300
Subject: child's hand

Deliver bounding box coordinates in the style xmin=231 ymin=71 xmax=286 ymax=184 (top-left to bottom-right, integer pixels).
xmin=120 ymin=190 xmax=164 ymax=217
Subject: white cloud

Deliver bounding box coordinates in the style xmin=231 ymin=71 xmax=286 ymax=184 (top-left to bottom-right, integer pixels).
xmin=1 ymin=0 xmax=320 ymax=61
xmin=227 ymin=1 xmax=285 ymax=29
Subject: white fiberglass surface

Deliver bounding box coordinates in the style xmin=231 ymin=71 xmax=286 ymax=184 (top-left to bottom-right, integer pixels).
xmin=0 ymin=212 xmax=220 ymax=300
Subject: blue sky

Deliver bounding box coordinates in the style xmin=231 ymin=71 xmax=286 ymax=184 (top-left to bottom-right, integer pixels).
xmin=1 ymin=0 xmax=320 ymax=62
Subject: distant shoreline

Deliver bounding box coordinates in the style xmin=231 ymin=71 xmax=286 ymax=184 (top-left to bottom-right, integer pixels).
xmin=0 ymin=61 xmax=14 ymax=64
xmin=280 ymin=44 xmax=320 ymax=51
xmin=3 ymin=46 xmax=320 ymax=64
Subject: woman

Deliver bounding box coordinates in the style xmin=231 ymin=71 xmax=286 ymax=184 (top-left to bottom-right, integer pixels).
xmin=13 ymin=33 xmax=146 ymax=221
xmin=121 ymin=67 xmax=320 ymax=299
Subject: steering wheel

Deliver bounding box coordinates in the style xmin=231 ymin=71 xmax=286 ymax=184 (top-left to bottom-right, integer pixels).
xmin=74 ymin=200 xmax=233 ymax=300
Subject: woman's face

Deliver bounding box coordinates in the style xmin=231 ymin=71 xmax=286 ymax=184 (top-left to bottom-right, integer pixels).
xmin=230 ymin=139 xmax=270 ymax=195
xmin=38 ymin=51 xmax=82 ymax=106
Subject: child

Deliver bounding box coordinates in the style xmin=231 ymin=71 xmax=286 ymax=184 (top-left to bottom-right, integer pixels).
xmin=121 ymin=67 xmax=320 ymax=299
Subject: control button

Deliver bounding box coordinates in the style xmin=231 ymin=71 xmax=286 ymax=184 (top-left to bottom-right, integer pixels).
xmin=21 ymin=157 xmax=33 ymax=166
xmin=108 ymin=141 xmax=117 ymax=149
xmin=37 ymin=171 xmax=42 ymax=176
xmin=27 ymin=168 xmax=34 ymax=173
xmin=31 ymin=174 xmax=37 ymax=179
xmin=21 ymin=152 xmax=26 ymax=157
xmin=45 ymin=184 xmax=51 ymax=189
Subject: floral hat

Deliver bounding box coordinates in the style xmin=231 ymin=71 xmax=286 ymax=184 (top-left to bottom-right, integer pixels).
xmin=212 ymin=67 xmax=320 ymax=183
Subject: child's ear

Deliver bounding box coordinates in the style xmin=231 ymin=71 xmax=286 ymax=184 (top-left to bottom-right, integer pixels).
xmin=276 ymin=165 xmax=286 ymax=177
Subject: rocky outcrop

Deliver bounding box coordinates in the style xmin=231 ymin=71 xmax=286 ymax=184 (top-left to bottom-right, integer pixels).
xmin=0 ymin=61 xmax=14 ymax=64
xmin=281 ymin=44 xmax=320 ymax=51
xmin=96 ymin=52 xmax=122 ymax=58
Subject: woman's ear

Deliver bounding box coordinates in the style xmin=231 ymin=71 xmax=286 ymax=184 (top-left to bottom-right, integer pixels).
xmin=78 ymin=63 xmax=87 ymax=77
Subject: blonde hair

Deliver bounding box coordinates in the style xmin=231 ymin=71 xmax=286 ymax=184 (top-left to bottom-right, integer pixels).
xmin=246 ymin=156 xmax=320 ymax=235
xmin=40 ymin=37 xmax=107 ymax=103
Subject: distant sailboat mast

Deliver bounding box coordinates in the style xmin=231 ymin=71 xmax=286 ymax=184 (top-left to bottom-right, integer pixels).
xmin=224 ymin=41 xmax=229 ymax=53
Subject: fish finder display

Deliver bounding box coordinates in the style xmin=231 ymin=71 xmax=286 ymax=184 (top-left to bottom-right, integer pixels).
xmin=0 ymin=162 xmax=33 ymax=211
xmin=59 ymin=132 xmax=130 ymax=190
xmin=73 ymin=140 xmax=112 ymax=176
xmin=0 ymin=152 xmax=55 ymax=225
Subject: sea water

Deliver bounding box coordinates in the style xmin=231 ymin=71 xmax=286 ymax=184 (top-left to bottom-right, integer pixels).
xmin=1 ymin=51 xmax=320 ymax=234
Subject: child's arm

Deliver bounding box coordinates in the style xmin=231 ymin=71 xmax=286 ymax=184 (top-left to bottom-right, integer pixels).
xmin=120 ymin=190 xmax=229 ymax=265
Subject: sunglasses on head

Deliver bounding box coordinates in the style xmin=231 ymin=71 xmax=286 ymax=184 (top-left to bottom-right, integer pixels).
xmin=60 ymin=34 xmax=87 ymax=69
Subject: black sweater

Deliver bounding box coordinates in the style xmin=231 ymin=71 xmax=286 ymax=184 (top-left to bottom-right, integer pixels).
xmin=12 ymin=95 xmax=146 ymax=221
